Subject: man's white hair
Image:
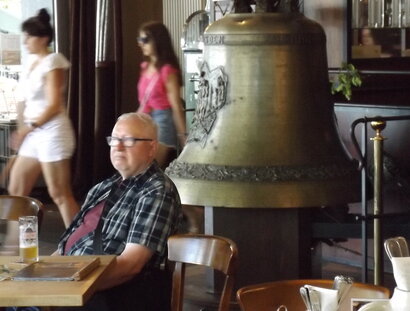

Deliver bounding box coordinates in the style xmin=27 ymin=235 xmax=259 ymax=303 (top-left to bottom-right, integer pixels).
xmin=117 ymin=112 xmax=158 ymax=139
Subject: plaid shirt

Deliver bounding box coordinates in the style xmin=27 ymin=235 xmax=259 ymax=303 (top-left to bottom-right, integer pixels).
xmin=57 ymin=162 xmax=182 ymax=267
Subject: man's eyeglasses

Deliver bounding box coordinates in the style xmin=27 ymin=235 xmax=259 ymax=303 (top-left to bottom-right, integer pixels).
xmin=106 ymin=136 xmax=153 ymax=147
xmin=137 ymin=36 xmax=150 ymax=44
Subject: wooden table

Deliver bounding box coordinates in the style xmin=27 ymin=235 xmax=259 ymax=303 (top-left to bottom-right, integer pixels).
xmin=0 ymin=255 xmax=116 ymax=307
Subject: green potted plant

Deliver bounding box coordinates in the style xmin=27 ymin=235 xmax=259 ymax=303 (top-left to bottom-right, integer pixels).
xmin=331 ymin=62 xmax=362 ymax=101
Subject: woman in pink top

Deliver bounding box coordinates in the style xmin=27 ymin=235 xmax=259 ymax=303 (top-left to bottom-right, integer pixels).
xmin=137 ymin=21 xmax=186 ymax=167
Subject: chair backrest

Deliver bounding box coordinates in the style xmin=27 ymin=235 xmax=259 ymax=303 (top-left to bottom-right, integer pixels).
xmin=236 ymin=279 xmax=390 ymax=311
xmin=0 ymin=195 xmax=44 ymax=255
xmin=167 ymin=233 xmax=238 ymax=311
xmin=0 ymin=195 xmax=44 ymax=221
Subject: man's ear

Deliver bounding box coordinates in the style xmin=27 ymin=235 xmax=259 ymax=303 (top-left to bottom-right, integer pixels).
xmin=150 ymin=140 xmax=159 ymax=158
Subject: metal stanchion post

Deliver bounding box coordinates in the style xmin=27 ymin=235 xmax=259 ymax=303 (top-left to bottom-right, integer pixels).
xmin=370 ymin=120 xmax=386 ymax=286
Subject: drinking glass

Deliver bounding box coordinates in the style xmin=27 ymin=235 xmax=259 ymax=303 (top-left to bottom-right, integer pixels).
xmin=352 ymin=0 xmax=361 ymax=28
xmin=391 ymin=0 xmax=401 ymax=27
xmin=368 ymin=0 xmax=385 ymax=27
xmin=19 ymin=216 xmax=39 ymax=263
xmin=404 ymin=0 xmax=410 ymax=26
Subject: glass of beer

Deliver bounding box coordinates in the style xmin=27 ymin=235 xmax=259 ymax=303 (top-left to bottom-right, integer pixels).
xmin=19 ymin=216 xmax=39 ymax=263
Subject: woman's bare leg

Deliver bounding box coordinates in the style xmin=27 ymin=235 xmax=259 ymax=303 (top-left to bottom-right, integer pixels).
xmin=6 ymin=157 xmax=41 ymax=254
xmin=8 ymin=156 xmax=42 ymax=196
xmin=41 ymin=159 xmax=79 ymax=228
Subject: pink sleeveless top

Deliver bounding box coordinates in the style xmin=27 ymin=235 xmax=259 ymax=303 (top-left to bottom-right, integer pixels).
xmin=137 ymin=62 xmax=179 ymax=113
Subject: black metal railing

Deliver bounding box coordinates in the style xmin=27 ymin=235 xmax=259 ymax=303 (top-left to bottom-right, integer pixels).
xmin=350 ymin=114 xmax=410 ymax=284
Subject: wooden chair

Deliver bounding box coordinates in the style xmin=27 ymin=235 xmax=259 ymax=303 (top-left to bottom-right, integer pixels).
xmin=236 ymin=279 xmax=390 ymax=311
xmin=0 ymin=195 xmax=44 ymax=255
xmin=167 ymin=233 xmax=238 ymax=311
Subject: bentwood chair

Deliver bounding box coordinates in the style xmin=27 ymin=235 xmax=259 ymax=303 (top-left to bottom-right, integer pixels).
xmin=0 ymin=195 xmax=44 ymax=255
xmin=167 ymin=234 xmax=238 ymax=311
xmin=236 ymin=279 xmax=390 ymax=311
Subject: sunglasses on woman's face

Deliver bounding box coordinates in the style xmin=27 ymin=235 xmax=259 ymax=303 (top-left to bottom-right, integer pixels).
xmin=137 ymin=36 xmax=150 ymax=44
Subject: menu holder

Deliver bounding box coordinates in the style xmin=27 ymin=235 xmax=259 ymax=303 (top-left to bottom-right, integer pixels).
xmin=12 ymin=257 xmax=100 ymax=281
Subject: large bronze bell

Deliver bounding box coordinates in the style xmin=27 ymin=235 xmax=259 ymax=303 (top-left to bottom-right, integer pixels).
xmin=166 ymin=12 xmax=360 ymax=208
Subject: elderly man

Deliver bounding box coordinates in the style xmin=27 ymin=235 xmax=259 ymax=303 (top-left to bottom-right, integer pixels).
xmin=57 ymin=112 xmax=182 ymax=311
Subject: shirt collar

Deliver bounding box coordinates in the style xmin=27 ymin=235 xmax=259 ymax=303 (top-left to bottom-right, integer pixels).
xmin=118 ymin=161 xmax=159 ymax=187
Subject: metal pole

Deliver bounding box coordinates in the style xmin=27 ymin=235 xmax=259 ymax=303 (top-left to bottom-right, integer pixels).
xmin=370 ymin=120 xmax=386 ymax=286
xmin=361 ymin=122 xmax=368 ymax=283
xmin=209 ymin=0 xmax=215 ymax=22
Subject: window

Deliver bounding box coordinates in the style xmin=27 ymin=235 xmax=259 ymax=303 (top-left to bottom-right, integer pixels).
xmin=0 ymin=0 xmax=53 ymax=118
xmin=350 ymin=0 xmax=410 ymax=60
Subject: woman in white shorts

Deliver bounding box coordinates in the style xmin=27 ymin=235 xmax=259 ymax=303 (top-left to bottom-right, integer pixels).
xmin=8 ymin=9 xmax=79 ymax=228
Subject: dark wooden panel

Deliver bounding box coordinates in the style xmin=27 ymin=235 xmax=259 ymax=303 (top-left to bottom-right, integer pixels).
xmin=205 ymin=206 xmax=313 ymax=290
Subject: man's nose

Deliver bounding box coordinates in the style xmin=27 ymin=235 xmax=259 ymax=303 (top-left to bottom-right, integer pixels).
xmin=114 ymin=141 xmax=126 ymax=150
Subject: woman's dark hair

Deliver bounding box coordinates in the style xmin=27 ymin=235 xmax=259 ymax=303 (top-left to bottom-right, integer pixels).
xmin=22 ymin=8 xmax=53 ymax=45
xmin=139 ymin=21 xmax=182 ymax=85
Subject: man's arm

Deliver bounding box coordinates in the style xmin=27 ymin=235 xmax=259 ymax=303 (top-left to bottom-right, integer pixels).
xmin=97 ymin=243 xmax=154 ymax=290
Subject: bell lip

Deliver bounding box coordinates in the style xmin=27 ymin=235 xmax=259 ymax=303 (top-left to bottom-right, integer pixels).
xmin=170 ymin=177 xmax=360 ymax=208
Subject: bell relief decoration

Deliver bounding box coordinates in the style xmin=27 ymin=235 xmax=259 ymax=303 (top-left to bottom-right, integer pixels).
xmin=187 ymin=61 xmax=229 ymax=148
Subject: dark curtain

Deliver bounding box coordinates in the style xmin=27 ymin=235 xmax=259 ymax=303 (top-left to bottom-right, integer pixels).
xmin=67 ymin=0 xmax=122 ymax=200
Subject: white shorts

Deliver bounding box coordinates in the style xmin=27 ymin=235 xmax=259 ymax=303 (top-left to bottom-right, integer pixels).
xmin=18 ymin=114 xmax=76 ymax=162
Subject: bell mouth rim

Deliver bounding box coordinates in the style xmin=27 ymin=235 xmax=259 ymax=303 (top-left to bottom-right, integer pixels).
xmin=170 ymin=176 xmax=360 ymax=208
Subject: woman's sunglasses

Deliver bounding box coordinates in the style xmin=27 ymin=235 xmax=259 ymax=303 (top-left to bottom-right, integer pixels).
xmin=137 ymin=36 xmax=150 ymax=44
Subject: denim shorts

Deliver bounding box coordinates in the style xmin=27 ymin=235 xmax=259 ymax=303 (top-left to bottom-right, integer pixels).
xmin=151 ymin=108 xmax=177 ymax=148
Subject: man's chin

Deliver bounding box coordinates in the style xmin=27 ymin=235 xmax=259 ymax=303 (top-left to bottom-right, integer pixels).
xmin=113 ymin=162 xmax=127 ymax=172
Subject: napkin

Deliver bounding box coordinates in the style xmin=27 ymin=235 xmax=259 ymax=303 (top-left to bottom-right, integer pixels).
xmin=391 ymin=257 xmax=410 ymax=291
xmin=304 ymin=285 xmax=338 ymax=311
